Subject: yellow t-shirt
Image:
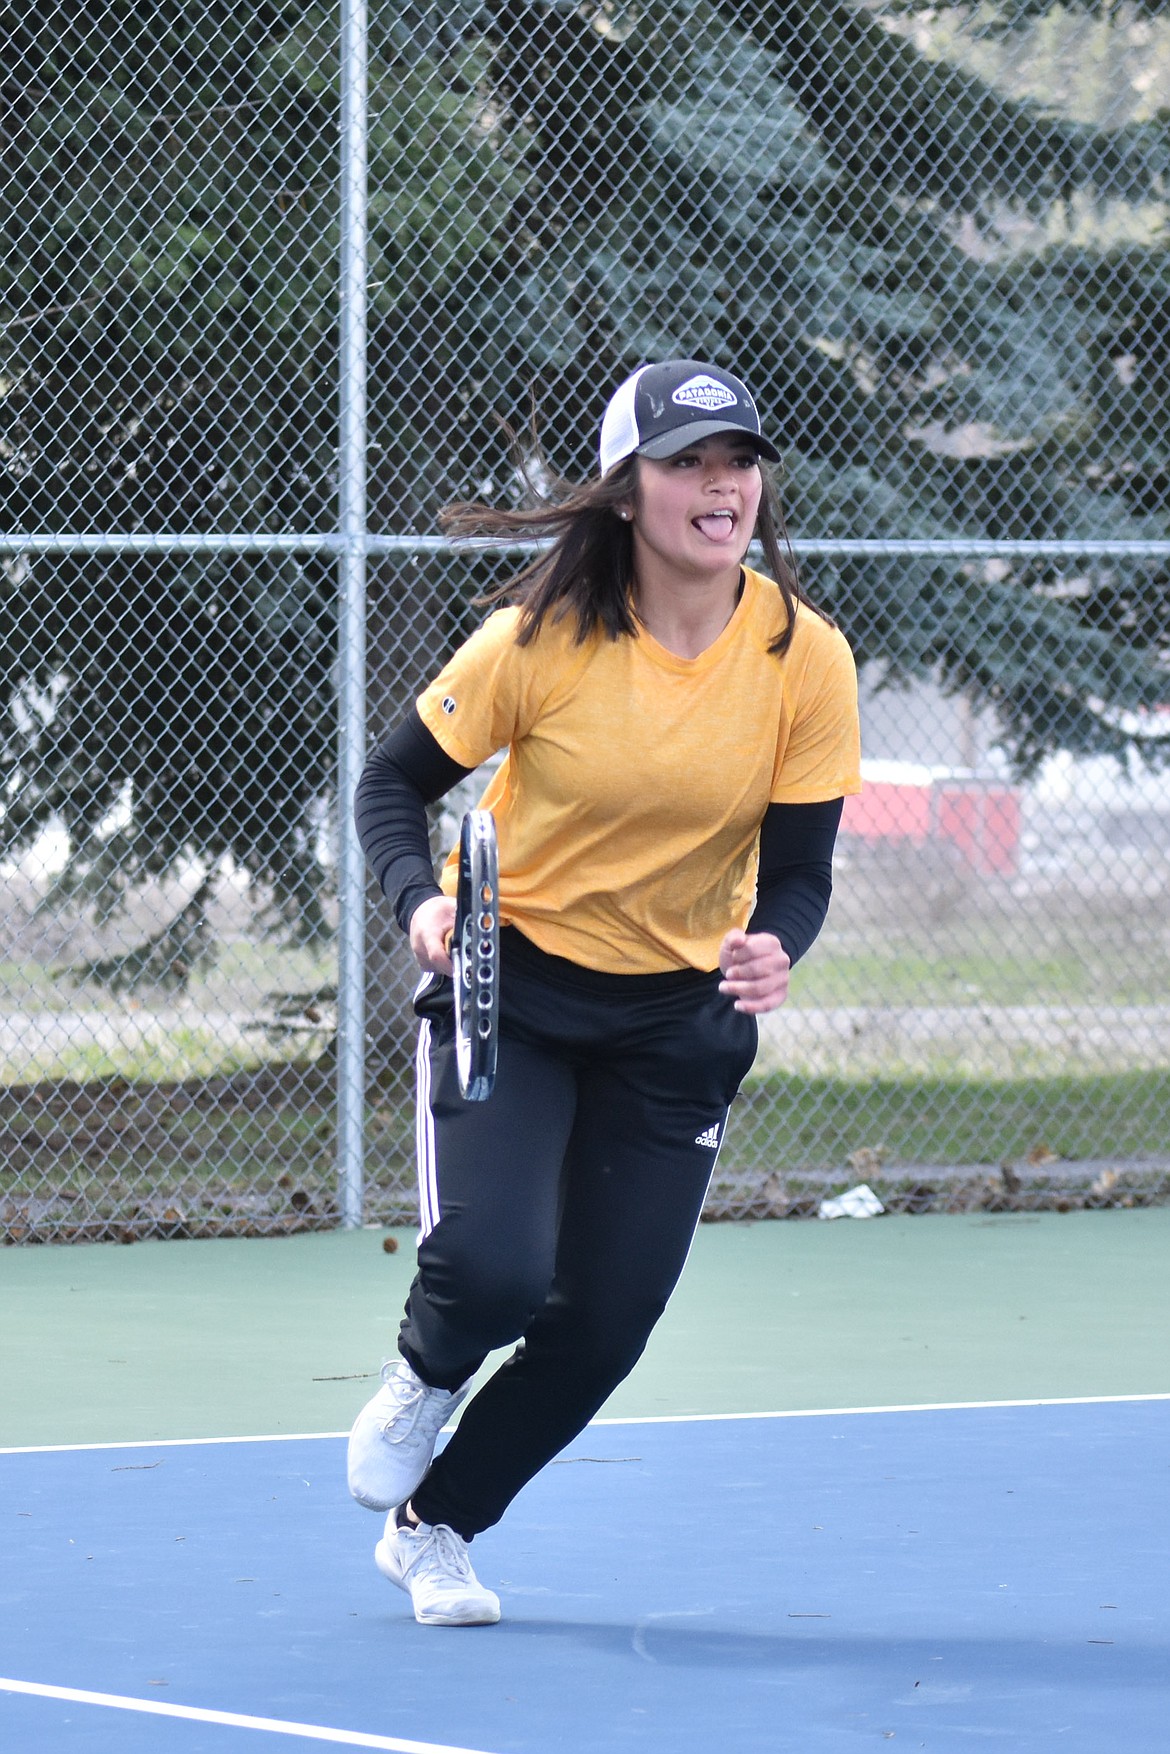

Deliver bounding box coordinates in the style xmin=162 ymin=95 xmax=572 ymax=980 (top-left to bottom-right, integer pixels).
xmin=416 ymin=566 xmax=861 ymax=974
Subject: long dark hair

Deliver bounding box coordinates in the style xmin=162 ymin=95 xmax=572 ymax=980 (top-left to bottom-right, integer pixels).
xmin=438 ymin=449 xmax=830 ymax=658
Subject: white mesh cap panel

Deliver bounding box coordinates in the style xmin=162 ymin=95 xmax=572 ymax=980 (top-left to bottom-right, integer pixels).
xmin=597 ymin=366 xmax=650 ymax=475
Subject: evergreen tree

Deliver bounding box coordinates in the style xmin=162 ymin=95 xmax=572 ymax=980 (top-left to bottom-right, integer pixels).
xmin=431 ymin=0 xmax=1170 ymax=774
xmin=0 ymin=1 xmax=520 ymax=914
xmin=2 ymin=0 xmax=1168 ymax=933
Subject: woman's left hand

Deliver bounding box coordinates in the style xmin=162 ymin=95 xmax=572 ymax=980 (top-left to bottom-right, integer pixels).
xmin=718 ymin=929 xmax=790 ymax=1014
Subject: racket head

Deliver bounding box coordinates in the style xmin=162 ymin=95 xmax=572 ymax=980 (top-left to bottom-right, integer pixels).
xmin=451 ymin=808 xmax=500 ymax=1101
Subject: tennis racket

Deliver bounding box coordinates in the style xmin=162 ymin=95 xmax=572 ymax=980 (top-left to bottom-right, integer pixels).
xmin=451 ymin=808 xmax=500 ymax=1101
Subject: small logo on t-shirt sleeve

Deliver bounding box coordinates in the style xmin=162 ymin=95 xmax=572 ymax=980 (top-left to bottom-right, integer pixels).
xmin=695 ymin=1122 xmax=722 ymax=1149
xmin=441 ymin=696 xmax=456 ymax=715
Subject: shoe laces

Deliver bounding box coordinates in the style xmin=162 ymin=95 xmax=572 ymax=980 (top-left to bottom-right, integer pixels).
xmin=376 ymin=1369 xmax=449 ymax=1445
xmin=406 ymin=1523 xmax=474 ymax=1586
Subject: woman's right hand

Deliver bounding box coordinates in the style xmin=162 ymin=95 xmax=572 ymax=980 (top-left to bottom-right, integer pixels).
xmin=410 ymin=894 xmax=457 ymax=976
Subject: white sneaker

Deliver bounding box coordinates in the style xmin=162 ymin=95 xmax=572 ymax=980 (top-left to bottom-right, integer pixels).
xmin=375 ymin=1518 xmax=501 ymax=1626
xmin=347 ymin=1361 xmax=469 ymax=1511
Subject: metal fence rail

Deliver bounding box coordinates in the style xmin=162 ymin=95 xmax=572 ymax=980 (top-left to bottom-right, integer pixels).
xmin=3 ymin=1 xmax=1168 ymax=1242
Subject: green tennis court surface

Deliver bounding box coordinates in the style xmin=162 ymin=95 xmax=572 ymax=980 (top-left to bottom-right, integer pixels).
xmin=2 ymin=1210 xmax=1167 ymax=1447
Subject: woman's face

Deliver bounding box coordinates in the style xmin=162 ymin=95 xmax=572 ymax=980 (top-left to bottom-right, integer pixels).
xmin=623 ymin=435 xmax=763 ymax=587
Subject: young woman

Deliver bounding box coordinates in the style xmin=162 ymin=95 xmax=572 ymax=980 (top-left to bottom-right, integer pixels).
xmin=349 ymin=360 xmax=861 ymax=1626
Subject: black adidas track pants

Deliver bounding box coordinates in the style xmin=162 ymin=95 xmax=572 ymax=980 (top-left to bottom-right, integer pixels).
xmin=400 ymin=928 xmax=758 ymax=1539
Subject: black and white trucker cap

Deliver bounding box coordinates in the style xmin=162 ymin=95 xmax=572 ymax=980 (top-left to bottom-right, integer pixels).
xmin=598 ymin=360 xmax=780 ymax=476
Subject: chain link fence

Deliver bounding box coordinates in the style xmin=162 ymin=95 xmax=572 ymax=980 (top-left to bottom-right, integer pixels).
xmin=3 ymin=1 xmax=1169 ymax=1243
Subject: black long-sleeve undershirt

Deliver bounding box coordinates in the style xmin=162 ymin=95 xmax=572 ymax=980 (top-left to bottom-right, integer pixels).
xmin=748 ymin=793 xmax=841 ymax=966
xmin=354 ymin=706 xmax=843 ymax=964
xmin=353 ymin=708 xmax=473 ymax=933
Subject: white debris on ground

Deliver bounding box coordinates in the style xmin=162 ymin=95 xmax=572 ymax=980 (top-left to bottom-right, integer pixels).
xmin=817 ymin=1182 xmax=886 ymax=1220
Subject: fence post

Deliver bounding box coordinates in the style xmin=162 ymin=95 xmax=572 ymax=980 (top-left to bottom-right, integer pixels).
xmin=336 ymin=0 xmax=369 ymax=1229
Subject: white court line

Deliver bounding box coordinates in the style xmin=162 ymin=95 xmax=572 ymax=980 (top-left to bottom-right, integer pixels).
xmin=0 ymin=1431 xmax=347 ymax=1457
xmin=0 ymin=1677 xmax=497 ymax=1754
xmin=592 ymin=1390 xmax=1170 ymax=1425
xmin=2 ymin=1391 xmax=1168 ymax=1456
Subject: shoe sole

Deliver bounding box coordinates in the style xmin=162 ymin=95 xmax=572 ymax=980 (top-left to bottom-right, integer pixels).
xmin=374 ymin=1537 xmax=501 ymax=1626
xmin=346 ymin=1421 xmax=437 ymax=1512
xmin=348 ymin=1481 xmax=399 ymax=1512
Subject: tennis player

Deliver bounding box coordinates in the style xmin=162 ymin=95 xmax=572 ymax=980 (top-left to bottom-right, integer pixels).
xmin=350 ymin=359 xmax=862 ymax=1625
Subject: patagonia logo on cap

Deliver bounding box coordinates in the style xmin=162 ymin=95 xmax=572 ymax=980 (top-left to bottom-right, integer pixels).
xmin=597 ymin=358 xmax=779 ymax=474
xmin=672 ymin=375 xmax=739 ymax=413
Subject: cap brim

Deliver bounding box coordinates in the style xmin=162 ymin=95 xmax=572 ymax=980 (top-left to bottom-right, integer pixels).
xmin=636 ymin=419 xmax=780 ymax=463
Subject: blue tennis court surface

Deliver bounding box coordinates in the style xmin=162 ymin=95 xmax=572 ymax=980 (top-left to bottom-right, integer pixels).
xmin=3 ymin=1398 xmax=1167 ymax=1753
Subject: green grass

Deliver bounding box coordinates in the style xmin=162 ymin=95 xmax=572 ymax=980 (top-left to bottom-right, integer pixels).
xmin=199 ymin=940 xmax=335 ymax=1008
xmin=1 ymin=939 xmax=337 ymax=1088
xmin=726 ymin=1067 xmax=1170 ymax=1172
xmin=0 ymin=1062 xmax=345 ymax=1242
xmin=4 ymin=1029 xmax=312 ymax=1089
xmin=0 ymin=959 xmax=74 ymax=1010
xmin=4 ymin=1062 xmax=1168 ymax=1241
xmin=790 ymin=943 xmax=1170 ymax=1009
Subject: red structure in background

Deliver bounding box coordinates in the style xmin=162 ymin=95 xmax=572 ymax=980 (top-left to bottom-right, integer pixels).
xmin=840 ymin=765 xmax=1022 ymax=877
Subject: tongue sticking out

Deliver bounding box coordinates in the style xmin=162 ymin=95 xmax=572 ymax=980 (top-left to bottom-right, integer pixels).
xmin=695 ymin=512 xmax=735 ymax=541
